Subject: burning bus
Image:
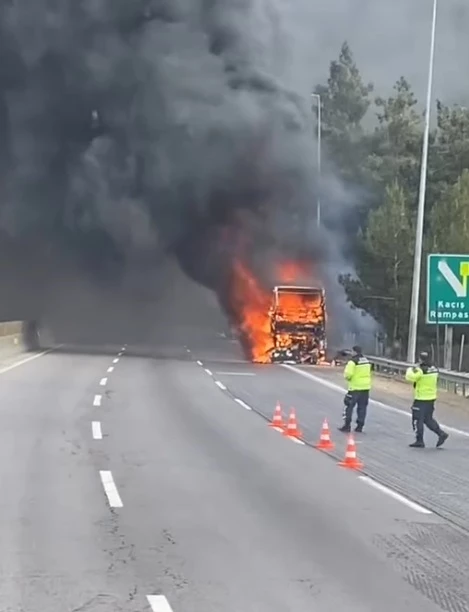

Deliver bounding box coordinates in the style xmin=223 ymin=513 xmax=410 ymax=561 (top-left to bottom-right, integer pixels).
xmin=226 ymin=257 xmax=327 ymax=365
xmin=269 ymin=285 xmax=326 ymax=364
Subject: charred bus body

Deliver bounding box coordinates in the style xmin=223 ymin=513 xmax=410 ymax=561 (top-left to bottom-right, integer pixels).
xmin=269 ymin=285 xmax=326 ymax=364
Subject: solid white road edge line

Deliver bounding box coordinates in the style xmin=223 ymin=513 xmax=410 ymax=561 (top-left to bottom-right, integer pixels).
xmin=99 ymin=471 xmax=123 ymax=508
xmin=93 ymin=394 xmax=102 ymax=407
xmin=113 ymin=358 xmax=119 ymax=364
xmin=205 ymin=368 xmax=213 ymax=376
xmin=282 ymin=364 xmax=469 ymax=439
xmin=0 ymin=347 xmax=56 ymax=375
xmin=234 ymin=398 xmax=252 ymax=410
xmin=100 ymin=377 xmax=108 ymax=386
xmin=359 ymin=475 xmax=432 ymax=514
xmin=215 ymin=380 xmax=227 ymax=390
xmin=147 ymin=595 xmax=174 ymax=612
xmin=107 ymin=366 xmax=114 ymax=373
xmin=92 ymin=421 xmax=103 ymax=440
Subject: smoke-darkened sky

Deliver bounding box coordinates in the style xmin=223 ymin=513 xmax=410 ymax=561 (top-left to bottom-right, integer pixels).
xmin=0 ymin=0 xmax=467 ymax=335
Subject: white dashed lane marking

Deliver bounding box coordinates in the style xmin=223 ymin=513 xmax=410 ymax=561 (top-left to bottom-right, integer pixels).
xmin=99 ymin=471 xmax=123 ymax=508
xmin=216 ymin=372 xmax=255 ymax=376
xmin=113 ymin=358 xmax=119 ymax=364
xmin=147 ymin=595 xmax=174 ymax=612
xmin=100 ymin=377 xmax=108 ymax=386
xmin=107 ymin=366 xmax=114 ymax=373
xmin=234 ymin=398 xmax=252 ymax=410
xmin=197 ymin=359 xmax=326 ymax=441
xmin=92 ymin=421 xmax=103 ymax=440
xmin=93 ymin=394 xmax=102 ymax=407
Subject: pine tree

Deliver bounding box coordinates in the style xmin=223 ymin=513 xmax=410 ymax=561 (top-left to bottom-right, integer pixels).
xmin=428 ymin=169 xmax=469 ymax=252
xmin=340 ymin=181 xmax=414 ymax=341
xmin=314 ymin=41 xmax=373 ymax=185
xmin=366 ymin=77 xmax=423 ymax=201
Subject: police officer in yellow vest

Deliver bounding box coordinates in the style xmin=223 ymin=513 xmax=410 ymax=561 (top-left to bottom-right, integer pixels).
xmin=405 ymin=351 xmax=449 ymax=448
xmin=339 ymin=345 xmax=372 ymax=433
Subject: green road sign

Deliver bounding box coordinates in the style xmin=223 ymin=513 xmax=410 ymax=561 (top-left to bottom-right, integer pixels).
xmin=427 ymin=254 xmax=469 ymax=324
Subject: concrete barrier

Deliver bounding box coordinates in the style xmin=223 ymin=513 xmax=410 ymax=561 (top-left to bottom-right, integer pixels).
xmin=0 ymin=320 xmax=26 ymax=364
xmin=0 ymin=321 xmax=23 ymax=338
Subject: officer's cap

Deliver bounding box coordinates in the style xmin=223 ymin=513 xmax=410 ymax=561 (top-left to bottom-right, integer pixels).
xmin=352 ymin=345 xmax=362 ymax=354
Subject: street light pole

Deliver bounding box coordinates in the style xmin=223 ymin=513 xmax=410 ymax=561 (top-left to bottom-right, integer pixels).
xmin=311 ymin=93 xmax=321 ymax=227
xmin=406 ymin=0 xmax=438 ymax=364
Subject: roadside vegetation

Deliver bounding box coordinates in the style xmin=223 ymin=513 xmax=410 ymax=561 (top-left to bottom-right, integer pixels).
xmin=315 ymin=43 xmax=469 ymax=357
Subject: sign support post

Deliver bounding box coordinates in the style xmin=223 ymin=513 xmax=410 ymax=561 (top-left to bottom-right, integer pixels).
xmin=443 ymin=325 xmax=453 ymax=370
xmin=459 ymin=334 xmax=466 ymax=371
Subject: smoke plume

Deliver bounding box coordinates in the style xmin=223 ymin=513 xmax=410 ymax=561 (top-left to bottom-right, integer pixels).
xmin=0 ymin=1 xmax=333 ymax=337
xmin=7 ymin=1 xmax=455 ymax=344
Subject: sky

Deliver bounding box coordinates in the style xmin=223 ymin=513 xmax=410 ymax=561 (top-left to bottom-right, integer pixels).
xmin=309 ymin=0 xmax=469 ymax=105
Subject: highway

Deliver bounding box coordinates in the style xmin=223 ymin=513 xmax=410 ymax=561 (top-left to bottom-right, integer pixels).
xmin=1 ymin=332 xmax=469 ymax=611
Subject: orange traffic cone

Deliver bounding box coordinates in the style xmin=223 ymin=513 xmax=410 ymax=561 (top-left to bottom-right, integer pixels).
xmin=338 ymin=434 xmax=363 ymax=470
xmin=283 ymin=408 xmax=302 ymax=439
xmin=315 ymin=418 xmax=335 ymax=450
xmin=269 ymin=402 xmax=285 ymax=431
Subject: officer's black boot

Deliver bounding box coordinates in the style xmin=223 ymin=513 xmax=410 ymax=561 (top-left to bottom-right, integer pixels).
xmin=436 ymin=432 xmax=449 ymax=448
xmin=338 ymin=424 xmax=351 ymax=433
xmin=354 ymin=425 xmax=363 ymax=433
xmin=409 ymin=440 xmax=425 ymax=448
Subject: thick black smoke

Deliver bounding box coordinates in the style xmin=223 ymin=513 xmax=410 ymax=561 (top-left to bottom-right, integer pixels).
xmin=0 ymin=0 xmax=350 ymax=343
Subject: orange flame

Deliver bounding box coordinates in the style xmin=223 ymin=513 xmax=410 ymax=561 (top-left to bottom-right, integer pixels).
xmin=228 ymin=258 xmax=322 ymax=363
xmin=274 ymin=291 xmax=323 ymax=325
xmin=229 ymin=260 xmax=273 ymax=362
xmin=276 ymin=260 xmax=313 ymax=284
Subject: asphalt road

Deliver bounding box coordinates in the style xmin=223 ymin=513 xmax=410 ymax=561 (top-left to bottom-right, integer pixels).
xmin=1 ymin=335 xmax=469 ymax=611
xmin=194 ymin=336 xmax=469 ymax=531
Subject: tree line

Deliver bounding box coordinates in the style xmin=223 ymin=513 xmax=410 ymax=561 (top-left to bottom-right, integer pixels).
xmin=315 ymin=42 xmax=469 ymax=355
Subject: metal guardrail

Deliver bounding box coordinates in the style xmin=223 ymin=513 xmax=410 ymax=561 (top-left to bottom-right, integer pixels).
xmin=368 ymin=356 xmax=469 ymax=398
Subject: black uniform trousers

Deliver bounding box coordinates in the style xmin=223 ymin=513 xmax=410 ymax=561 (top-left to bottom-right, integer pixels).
xmin=411 ymin=399 xmax=443 ymax=443
xmin=343 ymin=390 xmax=369 ymax=428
